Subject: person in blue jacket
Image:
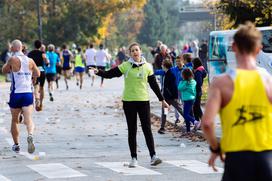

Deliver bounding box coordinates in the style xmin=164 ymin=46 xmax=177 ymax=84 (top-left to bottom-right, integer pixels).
xmin=158 ymin=58 xmax=184 ymax=134
xmin=155 ymin=55 xmax=185 ymax=124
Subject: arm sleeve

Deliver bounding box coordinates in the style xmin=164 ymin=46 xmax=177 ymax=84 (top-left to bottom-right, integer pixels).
xmin=148 ymin=74 xmax=164 ymax=101
xmin=96 ymin=66 xmax=122 ymax=79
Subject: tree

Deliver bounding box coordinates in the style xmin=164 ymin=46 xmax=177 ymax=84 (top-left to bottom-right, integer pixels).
xmin=137 ymin=0 xmax=180 ymax=46
xmin=207 ymin=0 xmax=272 ymax=29
xmin=0 ymin=0 xmax=147 ymax=50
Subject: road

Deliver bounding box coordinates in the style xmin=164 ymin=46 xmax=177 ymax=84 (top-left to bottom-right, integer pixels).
xmin=0 ymin=76 xmax=223 ymax=181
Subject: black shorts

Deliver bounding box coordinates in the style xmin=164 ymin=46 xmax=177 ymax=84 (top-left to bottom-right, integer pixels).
xmin=56 ymin=65 xmax=62 ymax=74
xmin=97 ymin=66 xmax=106 ymax=71
xmin=223 ymin=151 xmax=272 ymax=181
xmin=46 ymin=73 xmax=56 ymax=82
xmin=62 ymin=66 xmax=71 ymax=71
xmin=35 ymin=71 xmax=46 ymax=87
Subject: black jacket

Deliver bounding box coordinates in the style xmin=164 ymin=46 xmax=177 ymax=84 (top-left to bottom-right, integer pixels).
xmin=163 ymin=70 xmax=178 ymax=100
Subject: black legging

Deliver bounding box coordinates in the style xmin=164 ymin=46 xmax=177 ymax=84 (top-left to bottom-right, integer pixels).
xmin=123 ymin=101 xmax=156 ymax=159
xmin=193 ymin=95 xmax=202 ymax=121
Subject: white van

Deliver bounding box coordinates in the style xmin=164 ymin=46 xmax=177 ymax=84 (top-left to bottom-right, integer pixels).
xmin=208 ymin=27 xmax=272 ymax=81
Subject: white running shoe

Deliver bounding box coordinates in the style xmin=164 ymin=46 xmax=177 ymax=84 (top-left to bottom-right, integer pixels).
xmin=151 ymin=155 xmax=162 ymax=166
xmin=128 ymin=157 xmax=138 ymax=168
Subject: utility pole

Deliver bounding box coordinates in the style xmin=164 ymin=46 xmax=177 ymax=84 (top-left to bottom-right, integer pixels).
xmin=37 ymin=0 xmax=42 ymax=40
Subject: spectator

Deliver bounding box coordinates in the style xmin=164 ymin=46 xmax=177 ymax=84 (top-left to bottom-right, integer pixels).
xmin=192 ymin=57 xmax=207 ymax=122
xmin=151 ymin=40 xmax=162 ymax=57
xmin=199 ymin=40 xmax=208 ymax=71
xmin=169 ymin=46 xmax=177 ymax=66
xmin=178 ymin=68 xmax=200 ymax=133
xmin=191 ymin=40 xmax=199 ymax=58
xmin=158 ymin=58 xmax=184 ymax=134
xmin=116 ymin=46 xmax=127 ymax=65
xmin=183 ymin=53 xmax=193 ymax=69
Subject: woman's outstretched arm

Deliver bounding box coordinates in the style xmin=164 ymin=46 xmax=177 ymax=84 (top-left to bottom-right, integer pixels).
xmin=95 ymin=67 xmax=122 ymax=79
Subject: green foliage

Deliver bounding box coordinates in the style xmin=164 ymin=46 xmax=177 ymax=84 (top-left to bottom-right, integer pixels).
xmin=0 ymin=0 xmax=146 ymax=51
xmin=137 ymin=0 xmax=180 ymax=46
xmin=216 ymin=0 xmax=272 ymax=28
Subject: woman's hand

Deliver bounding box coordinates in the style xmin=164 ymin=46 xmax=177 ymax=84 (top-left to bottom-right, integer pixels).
xmin=161 ymin=100 xmax=169 ymax=109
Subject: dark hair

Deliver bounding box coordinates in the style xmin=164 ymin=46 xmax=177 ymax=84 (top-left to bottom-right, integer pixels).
xmin=62 ymin=44 xmax=67 ymax=49
xmin=162 ymin=58 xmax=173 ymax=69
xmin=192 ymin=57 xmax=203 ymax=69
xmin=182 ymin=53 xmax=192 ymax=63
xmin=99 ymin=44 xmax=103 ymax=49
xmin=34 ymin=40 xmax=42 ymax=49
xmin=182 ymin=68 xmax=194 ymax=81
xmin=77 ymin=47 xmax=81 ymax=52
xmin=234 ymin=21 xmax=262 ymax=54
xmin=89 ymin=43 xmax=93 ymax=48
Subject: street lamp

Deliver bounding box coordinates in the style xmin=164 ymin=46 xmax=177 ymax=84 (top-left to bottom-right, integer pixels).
xmin=37 ymin=0 xmax=42 ymax=41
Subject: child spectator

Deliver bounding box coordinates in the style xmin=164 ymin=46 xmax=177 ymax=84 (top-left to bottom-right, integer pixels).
xmin=178 ymin=68 xmax=200 ymax=133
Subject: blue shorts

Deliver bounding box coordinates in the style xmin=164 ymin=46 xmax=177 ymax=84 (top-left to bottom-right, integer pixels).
xmin=75 ymin=67 xmax=85 ymax=73
xmin=9 ymin=93 xmax=33 ymax=109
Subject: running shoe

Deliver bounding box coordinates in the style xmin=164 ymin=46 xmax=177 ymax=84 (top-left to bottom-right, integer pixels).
xmin=151 ymin=155 xmax=162 ymax=166
xmin=12 ymin=144 xmax=20 ymax=153
xmin=128 ymin=157 xmax=138 ymax=168
xmin=27 ymin=135 xmax=35 ymax=154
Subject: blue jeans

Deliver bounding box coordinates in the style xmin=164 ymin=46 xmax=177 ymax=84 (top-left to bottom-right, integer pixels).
xmin=183 ymin=100 xmax=196 ymax=132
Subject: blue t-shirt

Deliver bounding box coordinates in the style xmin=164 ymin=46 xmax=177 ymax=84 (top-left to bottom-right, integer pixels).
xmin=46 ymin=51 xmax=60 ymax=74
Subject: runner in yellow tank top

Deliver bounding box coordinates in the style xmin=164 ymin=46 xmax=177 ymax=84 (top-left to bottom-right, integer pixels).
xmin=202 ymin=22 xmax=272 ymax=181
xmin=74 ymin=47 xmax=85 ymax=89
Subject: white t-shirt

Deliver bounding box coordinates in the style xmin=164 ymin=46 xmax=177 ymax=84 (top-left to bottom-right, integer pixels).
xmin=85 ymin=48 xmax=96 ymax=66
xmin=96 ymin=49 xmax=108 ymax=67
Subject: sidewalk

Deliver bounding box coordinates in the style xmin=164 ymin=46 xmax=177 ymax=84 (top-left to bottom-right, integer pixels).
xmin=149 ymin=92 xmax=222 ymax=139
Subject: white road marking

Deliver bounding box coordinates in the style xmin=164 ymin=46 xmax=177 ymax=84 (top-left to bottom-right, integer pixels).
xmin=165 ymin=160 xmax=224 ymax=174
xmin=95 ymin=162 xmax=162 ymax=176
xmin=0 ymin=175 xmax=11 ymax=181
xmin=27 ymin=163 xmax=87 ymax=179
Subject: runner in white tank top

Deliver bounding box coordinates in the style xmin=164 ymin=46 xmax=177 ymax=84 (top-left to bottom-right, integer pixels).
xmin=2 ymin=39 xmax=40 ymax=154
xmin=11 ymin=51 xmax=33 ymax=94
